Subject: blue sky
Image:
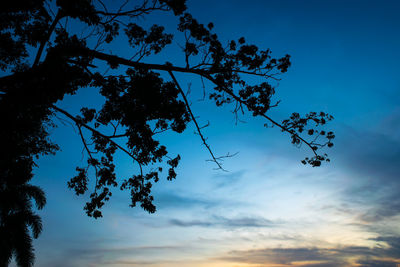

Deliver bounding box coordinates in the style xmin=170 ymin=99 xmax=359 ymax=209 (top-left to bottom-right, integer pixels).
xmin=11 ymin=0 xmax=400 ymax=266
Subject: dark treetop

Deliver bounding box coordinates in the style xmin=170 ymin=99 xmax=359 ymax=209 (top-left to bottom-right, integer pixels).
xmin=0 ymin=0 xmax=334 ymax=266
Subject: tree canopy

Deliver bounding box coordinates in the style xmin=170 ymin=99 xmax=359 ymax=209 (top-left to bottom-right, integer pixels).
xmin=0 ymin=0 xmax=334 ymax=266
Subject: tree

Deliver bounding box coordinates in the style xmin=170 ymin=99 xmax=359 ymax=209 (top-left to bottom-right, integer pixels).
xmin=0 ymin=0 xmax=335 ymax=265
xmin=0 ymin=184 xmax=45 ymax=266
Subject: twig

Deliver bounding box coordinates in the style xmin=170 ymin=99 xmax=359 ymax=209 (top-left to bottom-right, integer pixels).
xmin=77 ymin=125 xmax=99 ymax=191
xmin=202 ymin=74 xmax=318 ymax=157
xmin=168 ymin=71 xmax=226 ymax=170
xmin=50 ymin=104 xmax=143 ymax=175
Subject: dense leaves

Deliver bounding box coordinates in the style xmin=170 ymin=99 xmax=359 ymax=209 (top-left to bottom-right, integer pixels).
xmin=281 ymin=112 xmax=335 ymax=167
xmin=0 ymin=0 xmax=334 ymax=266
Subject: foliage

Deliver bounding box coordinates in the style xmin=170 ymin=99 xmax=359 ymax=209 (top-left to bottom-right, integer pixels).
xmin=0 ymin=0 xmax=334 ymax=266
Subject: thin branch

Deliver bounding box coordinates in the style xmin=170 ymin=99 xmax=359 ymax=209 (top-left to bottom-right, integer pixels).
xmin=107 ymin=133 xmax=128 ymax=138
xmin=65 ymin=48 xmax=318 ymax=158
xmin=222 ymin=68 xmax=281 ymax=81
xmin=94 ymin=1 xmax=169 ymax=23
xmin=206 ymin=152 xmax=239 ymax=162
xmin=77 ymin=125 xmax=99 ymax=191
xmin=202 ymin=74 xmax=318 ymax=157
xmin=50 ymin=105 xmax=143 ymax=173
xmin=96 ymin=0 xmax=109 ymax=13
xmin=190 ymin=64 xmax=281 ymax=81
xmin=168 ymin=70 xmax=225 ymax=170
xmin=198 ymin=75 xmax=206 ymax=101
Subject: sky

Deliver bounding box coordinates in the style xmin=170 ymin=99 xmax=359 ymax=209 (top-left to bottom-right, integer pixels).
xmin=10 ymin=0 xmax=400 ymax=266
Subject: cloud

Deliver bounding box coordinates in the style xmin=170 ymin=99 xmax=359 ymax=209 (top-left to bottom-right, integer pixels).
xmin=168 ymin=215 xmax=278 ymax=228
xmin=154 ymin=192 xmax=219 ymax=209
xmin=213 ymin=170 xmax=246 ymax=188
xmin=100 ymin=260 xmax=156 ymax=265
xmin=331 ymin=122 xmax=400 ymax=224
xmin=371 ymin=236 xmax=400 ymax=258
xmin=300 ymin=263 xmax=344 ymax=267
xmin=217 ymin=236 xmax=400 ymax=266
xmin=357 ymin=196 xmax=400 ymax=223
xmin=336 ymin=124 xmax=400 ymax=183
xmin=169 ymin=219 xmax=213 ymax=227
xmin=378 ymin=107 xmax=400 ymax=142
xmin=356 ymin=259 xmax=398 ymax=267
xmin=218 ymin=247 xmax=344 ymax=266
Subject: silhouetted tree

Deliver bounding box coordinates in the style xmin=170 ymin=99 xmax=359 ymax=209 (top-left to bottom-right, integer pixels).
xmin=0 ymin=0 xmax=335 ymax=265
xmin=0 ymin=184 xmax=45 ymax=266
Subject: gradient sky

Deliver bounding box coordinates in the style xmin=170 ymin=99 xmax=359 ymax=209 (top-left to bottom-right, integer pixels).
xmin=10 ymin=0 xmax=400 ymax=266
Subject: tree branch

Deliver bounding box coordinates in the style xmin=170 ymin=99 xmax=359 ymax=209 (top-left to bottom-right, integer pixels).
xmin=168 ymin=71 xmax=225 ymax=170
xmin=202 ymin=74 xmax=319 ymax=157
xmin=33 ymin=11 xmax=63 ymax=67
xmin=77 ymin=125 xmax=99 ymax=191
xmin=83 ymin=48 xmax=205 ymax=74
xmin=74 ymin=48 xmax=318 ymax=157
xmin=50 ymin=105 xmax=143 ymax=174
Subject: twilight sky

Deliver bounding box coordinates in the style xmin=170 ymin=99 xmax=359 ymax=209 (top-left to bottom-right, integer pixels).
xmin=11 ymin=0 xmax=400 ymax=266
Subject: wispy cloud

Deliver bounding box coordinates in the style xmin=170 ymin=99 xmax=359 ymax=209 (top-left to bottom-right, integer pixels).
xmin=356 ymin=259 xmax=398 ymax=267
xmin=357 ymin=196 xmax=400 ymax=223
xmin=154 ymin=192 xmax=219 ymax=209
xmin=217 ymin=235 xmax=400 ymax=266
xmin=213 ymin=170 xmax=246 ymax=188
xmin=330 ymin=122 xmax=400 ymax=225
xmin=169 ymin=215 xmax=279 ymax=228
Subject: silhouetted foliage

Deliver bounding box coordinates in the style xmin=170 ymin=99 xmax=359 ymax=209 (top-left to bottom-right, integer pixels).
xmin=0 ymin=0 xmax=334 ymax=265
